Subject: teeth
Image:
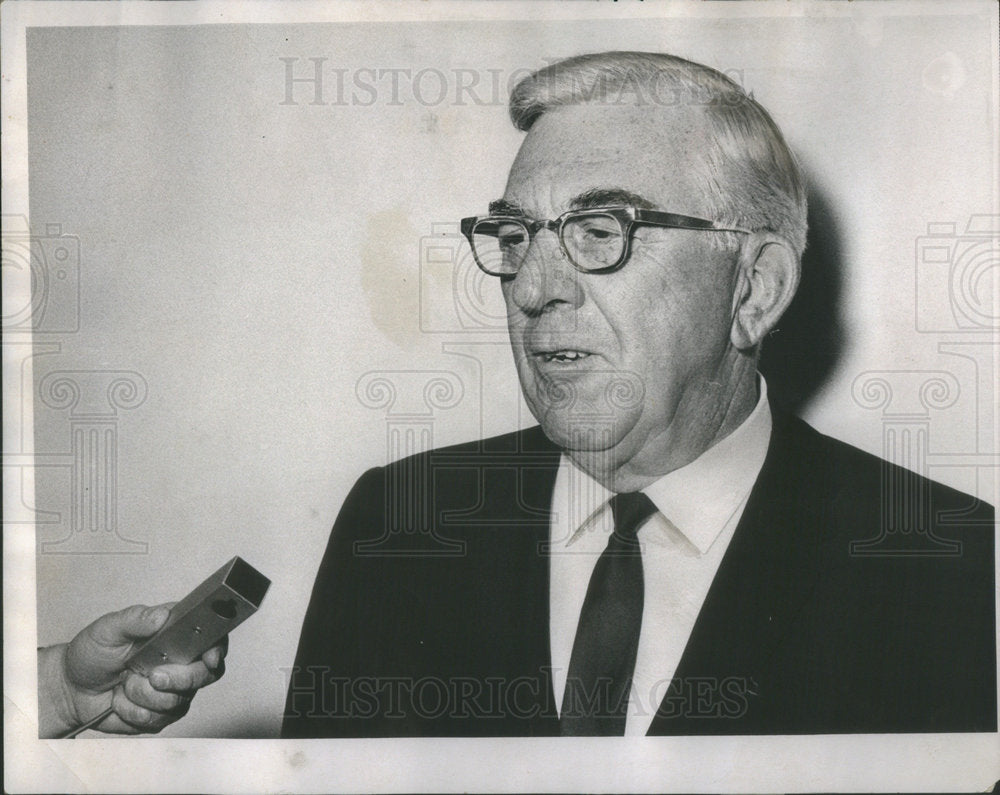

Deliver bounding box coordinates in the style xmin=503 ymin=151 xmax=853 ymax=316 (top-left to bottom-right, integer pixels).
xmin=543 ymin=350 xmax=589 ymax=362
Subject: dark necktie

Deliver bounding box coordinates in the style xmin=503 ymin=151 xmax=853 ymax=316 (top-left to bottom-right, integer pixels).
xmin=560 ymin=491 xmax=658 ymax=735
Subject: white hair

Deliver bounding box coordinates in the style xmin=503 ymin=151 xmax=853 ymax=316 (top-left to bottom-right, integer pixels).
xmin=509 ymin=51 xmax=808 ymax=257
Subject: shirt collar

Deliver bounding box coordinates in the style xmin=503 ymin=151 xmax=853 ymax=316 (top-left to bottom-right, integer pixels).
xmin=560 ymin=379 xmax=772 ymax=556
xmin=643 ymin=379 xmax=771 ymax=554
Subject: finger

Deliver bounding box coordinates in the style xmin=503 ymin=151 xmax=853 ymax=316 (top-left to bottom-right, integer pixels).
xmin=64 ymin=605 xmax=172 ymax=692
xmin=122 ymin=671 xmax=191 ymax=714
xmin=201 ymin=637 xmax=228 ymax=671
xmin=107 ymin=685 xmax=190 ymax=734
xmin=89 ymin=604 xmax=171 ymax=648
xmin=148 ymin=658 xmax=223 ymax=693
xmin=87 ymin=712 xmax=143 ymax=735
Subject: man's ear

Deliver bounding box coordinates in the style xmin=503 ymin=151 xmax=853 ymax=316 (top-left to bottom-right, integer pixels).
xmin=729 ymin=233 xmax=801 ymax=351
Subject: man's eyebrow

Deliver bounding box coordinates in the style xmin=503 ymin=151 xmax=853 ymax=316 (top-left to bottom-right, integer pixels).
xmin=488 ymin=198 xmax=526 ymax=216
xmin=488 ymin=190 xmax=656 ymax=217
xmin=569 ymin=189 xmax=657 ymax=210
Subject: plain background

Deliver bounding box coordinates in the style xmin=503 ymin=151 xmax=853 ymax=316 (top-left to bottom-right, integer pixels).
xmin=18 ymin=8 xmax=997 ymax=745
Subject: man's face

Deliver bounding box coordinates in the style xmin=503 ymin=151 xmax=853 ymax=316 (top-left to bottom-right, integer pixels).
xmin=500 ymin=102 xmax=747 ymax=480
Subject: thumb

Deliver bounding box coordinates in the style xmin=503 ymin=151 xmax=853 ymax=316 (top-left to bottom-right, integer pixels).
xmin=89 ymin=604 xmax=172 ymax=649
xmin=64 ymin=604 xmax=173 ymax=692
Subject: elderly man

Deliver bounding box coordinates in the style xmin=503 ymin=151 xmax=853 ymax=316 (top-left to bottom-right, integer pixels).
xmin=283 ymin=52 xmax=995 ymax=737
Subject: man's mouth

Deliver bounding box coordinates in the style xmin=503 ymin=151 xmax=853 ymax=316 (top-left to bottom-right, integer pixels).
xmin=537 ymin=350 xmax=592 ymax=363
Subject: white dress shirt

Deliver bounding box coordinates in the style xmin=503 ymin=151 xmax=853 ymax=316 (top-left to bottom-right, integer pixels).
xmin=548 ymin=381 xmax=773 ymax=735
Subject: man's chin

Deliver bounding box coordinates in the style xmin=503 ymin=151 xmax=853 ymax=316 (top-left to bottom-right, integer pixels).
xmin=520 ymin=369 xmax=644 ymax=451
xmin=534 ymin=410 xmax=631 ymax=453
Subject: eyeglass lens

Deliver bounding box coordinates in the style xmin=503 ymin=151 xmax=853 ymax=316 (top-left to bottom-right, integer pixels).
xmin=472 ymin=213 xmax=626 ymax=274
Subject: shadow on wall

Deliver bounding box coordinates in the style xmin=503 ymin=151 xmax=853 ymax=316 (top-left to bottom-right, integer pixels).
xmin=760 ymin=183 xmax=845 ymax=416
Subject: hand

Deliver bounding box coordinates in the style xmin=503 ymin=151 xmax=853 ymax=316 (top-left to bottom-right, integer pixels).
xmin=38 ymin=604 xmax=227 ymax=738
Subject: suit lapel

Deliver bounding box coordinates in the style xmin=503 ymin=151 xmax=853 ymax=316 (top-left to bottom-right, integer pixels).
xmin=438 ymin=426 xmax=561 ymax=734
xmin=647 ymin=412 xmax=821 ymax=734
xmin=509 ymin=426 xmax=562 ymax=733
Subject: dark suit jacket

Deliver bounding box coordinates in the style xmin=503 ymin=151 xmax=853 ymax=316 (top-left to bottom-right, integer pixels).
xmin=283 ymin=411 xmax=996 ymax=737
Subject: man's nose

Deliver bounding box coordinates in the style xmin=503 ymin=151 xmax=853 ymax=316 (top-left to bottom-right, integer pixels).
xmin=506 ymin=230 xmax=584 ymax=316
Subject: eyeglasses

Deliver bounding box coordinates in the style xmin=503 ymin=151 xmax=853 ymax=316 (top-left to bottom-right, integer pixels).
xmin=460 ymin=206 xmax=751 ymax=277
